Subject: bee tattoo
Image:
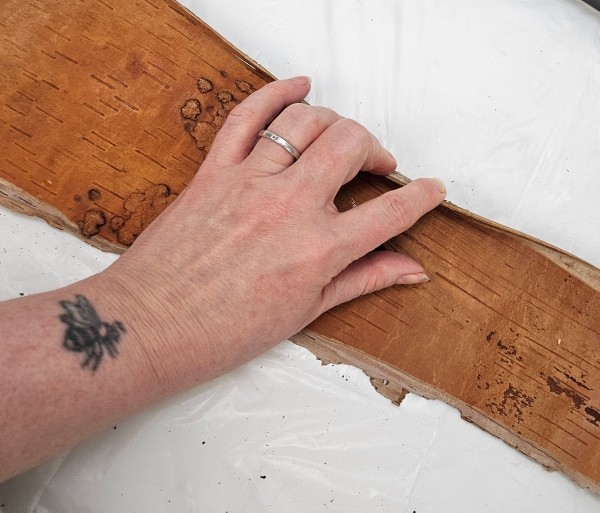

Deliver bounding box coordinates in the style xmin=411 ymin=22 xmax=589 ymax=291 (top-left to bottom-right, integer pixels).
xmin=59 ymin=295 xmax=126 ymax=371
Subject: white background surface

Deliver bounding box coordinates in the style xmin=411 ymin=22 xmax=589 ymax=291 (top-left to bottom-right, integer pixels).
xmin=1 ymin=0 xmax=600 ymax=511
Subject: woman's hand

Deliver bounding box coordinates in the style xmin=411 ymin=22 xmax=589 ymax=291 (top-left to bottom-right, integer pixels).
xmin=0 ymin=77 xmax=445 ymax=481
xmin=104 ymin=76 xmax=446 ymax=392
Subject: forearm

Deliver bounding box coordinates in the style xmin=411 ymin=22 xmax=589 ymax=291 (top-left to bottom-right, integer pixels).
xmin=0 ymin=272 xmax=191 ymax=481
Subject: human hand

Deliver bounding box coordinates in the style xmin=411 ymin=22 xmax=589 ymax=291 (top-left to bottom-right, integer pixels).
xmin=0 ymin=76 xmax=445 ymax=481
xmin=103 ymin=76 xmax=446 ymax=392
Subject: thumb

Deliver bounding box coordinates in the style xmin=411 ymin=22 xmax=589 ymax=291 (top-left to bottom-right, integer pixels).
xmin=318 ymin=251 xmax=430 ymax=315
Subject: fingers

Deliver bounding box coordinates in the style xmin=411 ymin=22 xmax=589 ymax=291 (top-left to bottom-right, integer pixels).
xmin=246 ymin=104 xmax=342 ymax=174
xmin=208 ymin=78 xmax=396 ymax=195
xmin=317 ymin=251 xmax=429 ymax=315
xmin=208 ymin=77 xmax=312 ymax=166
xmin=335 ymin=178 xmax=446 ymax=264
xmin=292 ymin=118 xmax=397 ymax=198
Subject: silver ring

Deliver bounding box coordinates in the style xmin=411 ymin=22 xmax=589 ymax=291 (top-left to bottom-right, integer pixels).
xmin=258 ymin=130 xmax=301 ymax=160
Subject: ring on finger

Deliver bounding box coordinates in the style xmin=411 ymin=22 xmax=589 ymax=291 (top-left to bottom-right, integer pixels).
xmin=258 ymin=129 xmax=301 ymax=160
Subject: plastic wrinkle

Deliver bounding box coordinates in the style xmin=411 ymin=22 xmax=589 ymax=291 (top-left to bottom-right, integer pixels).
xmin=1 ymin=0 xmax=600 ymax=512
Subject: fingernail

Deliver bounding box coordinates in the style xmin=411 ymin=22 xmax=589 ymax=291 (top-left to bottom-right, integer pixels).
xmin=430 ymin=177 xmax=446 ymax=195
xmin=290 ymin=76 xmax=311 ymax=86
xmin=396 ymin=273 xmax=430 ymax=285
xmin=387 ymin=151 xmax=397 ymax=166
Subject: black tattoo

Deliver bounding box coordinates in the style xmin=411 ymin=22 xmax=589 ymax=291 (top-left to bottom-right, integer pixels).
xmin=59 ymin=295 xmax=125 ymax=371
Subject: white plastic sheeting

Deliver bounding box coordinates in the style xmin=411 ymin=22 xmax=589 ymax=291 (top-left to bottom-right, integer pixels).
xmin=1 ymin=0 xmax=600 ymax=511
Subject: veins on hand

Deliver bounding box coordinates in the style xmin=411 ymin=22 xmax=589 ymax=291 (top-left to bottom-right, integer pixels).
xmin=59 ymin=295 xmax=125 ymax=372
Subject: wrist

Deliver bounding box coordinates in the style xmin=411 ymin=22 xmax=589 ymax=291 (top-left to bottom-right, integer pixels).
xmin=89 ymin=263 xmax=218 ymax=398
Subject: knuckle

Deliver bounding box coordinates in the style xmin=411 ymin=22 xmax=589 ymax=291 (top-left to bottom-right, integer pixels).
xmin=316 ymin=106 xmax=339 ymax=119
xmin=226 ymin=103 xmax=258 ymax=125
xmin=382 ymin=193 xmax=414 ymax=229
xmin=281 ymin=103 xmax=318 ymax=127
xmin=337 ymin=118 xmax=369 ymax=143
xmin=362 ymin=267 xmax=388 ymax=295
xmin=317 ymin=236 xmax=339 ymax=267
